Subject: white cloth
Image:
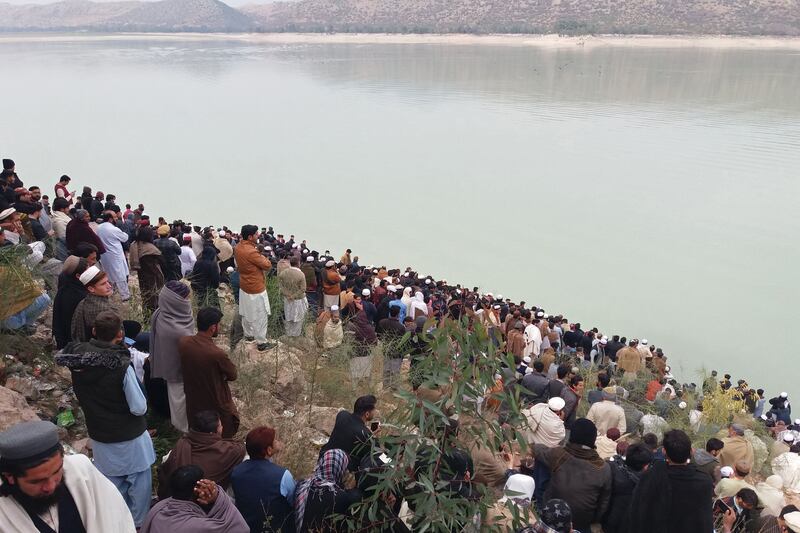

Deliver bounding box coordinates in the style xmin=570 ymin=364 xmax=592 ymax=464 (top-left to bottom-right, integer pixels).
xmin=640 ymin=414 xmax=669 ymax=440
xmin=239 ymin=289 xmax=270 ymax=343
xmin=190 ymin=231 xmax=204 ymax=258
xmin=524 ymin=324 xmax=542 ymax=358
xmin=409 ymin=292 xmax=427 ymax=320
xmin=52 ymin=210 xmax=70 ymax=240
xmin=179 ymin=246 xmax=197 ymax=277
xmin=755 ymin=476 xmax=787 ymax=516
xmin=772 ymin=451 xmax=800 ymax=494
xmin=0 ymin=454 xmax=136 ymax=533
xmin=283 ymin=296 xmax=308 ymax=337
xmin=586 ymin=400 xmax=627 ymax=435
xmin=521 ymin=402 xmax=565 ymax=448
xmin=96 ymin=222 xmax=129 ymax=283
xmin=129 ymin=347 xmax=148 ymax=383
xmin=167 ymin=381 xmax=188 ymax=433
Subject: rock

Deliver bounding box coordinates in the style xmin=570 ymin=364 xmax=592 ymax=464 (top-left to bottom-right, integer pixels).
xmin=0 ymin=385 xmax=39 ymax=432
xmin=240 ymin=342 xmax=307 ymax=402
xmin=306 ymin=406 xmax=343 ymax=436
xmin=51 ymin=366 xmax=72 ymax=384
xmin=5 ymin=376 xmax=39 ymax=401
xmin=70 ymin=438 xmax=91 ymax=455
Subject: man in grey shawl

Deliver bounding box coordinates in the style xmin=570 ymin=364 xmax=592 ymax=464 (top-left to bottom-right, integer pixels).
xmin=277 ymin=256 xmax=309 ymax=337
xmin=141 ymin=465 xmax=248 ymax=533
xmin=150 ymin=281 xmax=195 ymax=433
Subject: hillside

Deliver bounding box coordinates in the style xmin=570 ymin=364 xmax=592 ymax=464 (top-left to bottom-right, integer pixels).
xmin=243 ymin=0 xmax=800 ymax=36
xmin=0 ymin=0 xmax=799 ymax=35
xmin=0 ymin=0 xmax=255 ymax=31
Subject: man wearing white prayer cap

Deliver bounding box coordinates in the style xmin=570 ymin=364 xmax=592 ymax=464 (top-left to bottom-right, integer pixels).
xmin=321 ymin=259 xmax=342 ymax=311
xmin=521 ymin=394 xmax=566 ymax=448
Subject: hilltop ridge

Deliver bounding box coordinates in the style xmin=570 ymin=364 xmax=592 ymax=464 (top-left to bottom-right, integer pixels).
xmin=1 ymin=0 xmax=799 ymax=35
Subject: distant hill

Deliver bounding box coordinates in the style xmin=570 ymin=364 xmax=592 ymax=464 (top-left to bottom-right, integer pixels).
xmin=243 ymin=0 xmax=800 ymax=36
xmin=1 ymin=0 xmax=799 ymax=35
xmin=0 ymin=0 xmax=255 ymax=31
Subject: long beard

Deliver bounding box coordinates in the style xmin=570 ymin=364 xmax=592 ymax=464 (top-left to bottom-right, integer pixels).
xmin=8 ymin=477 xmax=67 ymax=516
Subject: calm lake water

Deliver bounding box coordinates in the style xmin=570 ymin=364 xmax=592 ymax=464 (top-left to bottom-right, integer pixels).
xmin=2 ymin=36 xmax=799 ymax=399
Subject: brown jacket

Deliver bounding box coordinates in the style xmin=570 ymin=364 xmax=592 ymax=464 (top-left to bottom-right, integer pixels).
xmin=719 ymin=435 xmax=755 ymax=469
xmin=179 ymin=334 xmax=239 ymax=438
xmin=233 ymin=240 xmax=271 ymax=295
xmin=616 ymin=346 xmax=642 ymax=374
xmin=323 ymin=268 xmax=342 ymax=296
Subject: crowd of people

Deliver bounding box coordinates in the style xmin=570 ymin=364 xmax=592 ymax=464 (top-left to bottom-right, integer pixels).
xmin=2 ymin=157 xmax=800 ymax=532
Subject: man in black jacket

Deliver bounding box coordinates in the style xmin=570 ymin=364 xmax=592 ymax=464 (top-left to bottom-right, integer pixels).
xmin=321 ymin=395 xmax=379 ymax=472
xmin=603 ymin=443 xmax=652 ymax=533
xmin=628 ymin=429 xmax=714 ymax=533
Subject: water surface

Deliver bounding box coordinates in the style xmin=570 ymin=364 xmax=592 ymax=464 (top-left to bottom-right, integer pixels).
xmin=2 ymin=36 xmax=799 ymax=399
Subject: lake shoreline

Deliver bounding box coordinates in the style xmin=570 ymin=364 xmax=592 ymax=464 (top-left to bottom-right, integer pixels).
xmin=2 ymin=31 xmax=800 ymax=49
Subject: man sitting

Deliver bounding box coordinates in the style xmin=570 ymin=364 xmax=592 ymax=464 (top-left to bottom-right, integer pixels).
xmin=158 ymin=411 xmax=245 ymax=498
xmin=320 ymin=395 xmax=378 ymax=472
xmin=141 ymin=465 xmax=248 ymax=533
xmin=231 ymin=427 xmax=296 ymax=533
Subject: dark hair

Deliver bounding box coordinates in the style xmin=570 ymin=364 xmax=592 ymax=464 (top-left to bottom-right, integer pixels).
xmin=289 ymin=256 xmax=300 ymax=267
xmin=74 ymin=242 xmax=98 ymax=258
xmin=706 ymin=438 xmax=724 ymax=453
xmin=389 ymin=305 xmax=400 ymax=317
xmin=136 ymin=226 xmax=155 ymax=244
xmin=642 ymin=433 xmax=659 ymax=450
xmin=556 ymin=363 xmax=570 ymax=380
xmin=245 ymin=427 xmax=276 ymax=459
xmin=597 ymin=373 xmax=611 ymax=388
xmin=736 ymin=488 xmax=759 ymax=507
xmin=52 ymin=197 xmax=69 ymax=211
xmin=170 ymin=465 xmax=204 ymax=501
xmin=241 ymin=224 xmax=258 ymax=240
xmin=569 ymin=375 xmax=584 ymax=387
xmin=59 ymin=175 xmax=71 ymax=183
xmin=100 ymin=211 xmax=114 ymax=221
xmin=780 ymin=505 xmax=800 ymax=518
xmin=191 ymin=410 xmax=220 ymax=433
xmin=663 ymin=429 xmax=692 ymax=464
xmin=93 ymin=311 xmax=122 ymax=342
xmin=533 ymin=360 xmax=544 ymax=372
xmin=625 ymin=443 xmax=653 ymax=472
xmin=197 ymin=307 xmax=224 ymax=332
xmin=354 ymin=395 xmax=377 ymax=416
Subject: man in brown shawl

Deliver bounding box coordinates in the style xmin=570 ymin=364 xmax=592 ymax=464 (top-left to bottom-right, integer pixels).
xmin=179 ymin=307 xmax=239 ymax=438
xmin=506 ymin=321 xmax=526 ymax=362
xmin=157 ymin=411 xmax=245 ymax=499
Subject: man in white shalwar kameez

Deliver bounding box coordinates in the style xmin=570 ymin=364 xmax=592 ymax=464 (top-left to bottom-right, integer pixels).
xmin=277 ymin=256 xmax=309 ymax=337
xmin=96 ymin=211 xmax=130 ymax=300
xmin=524 ymin=313 xmax=543 ymax=358
xmin=233 ymin=224 xmax=274 ymax=351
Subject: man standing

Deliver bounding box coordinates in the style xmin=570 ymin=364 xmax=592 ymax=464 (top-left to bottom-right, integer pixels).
xmin=179 ymin=307 xmax=239 ymax=438
xmin=234 ymin=225 xmax=274 ymax=351
xmin=720 ymin=424 xmax=755 ymax=469
xmin=322 ymin=259 xmax=342 ymax=311
xmin=151 ymin=281 xmax=195 ymax=433
xmin=50 ymin=197 xmax=71 ymax=260
xmin=57 ymin=311 xmax=155 ymax=528
xmin=586 ymin=389 xmax=627 ymax=435
xmin=628 ymin=429 xmax=714 ymax=533
xmin=70 ymin=266 xmax=116 ymax=342
xmin=377 ymin=305 xmax=407 ymax=389
xmin=96 ymin=211 xmax=130 ymax=301
xmin=53 ymin=174 xmax=75 ymax=205
xmin=277 ymin=256 xmax=309 ymax=338
xmin=0 ymin=420 xmax=137 ymax=532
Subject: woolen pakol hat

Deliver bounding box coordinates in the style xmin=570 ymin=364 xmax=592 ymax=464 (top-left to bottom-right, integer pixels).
xmin=0 ymin=421 xmax=60 ymax=461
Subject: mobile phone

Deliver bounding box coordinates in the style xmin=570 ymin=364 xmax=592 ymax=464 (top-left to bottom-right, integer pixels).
xmin=370 ymin=421 xmax=380 ymax=432
xmin=714 ymin=499 xmax=730 ymax=514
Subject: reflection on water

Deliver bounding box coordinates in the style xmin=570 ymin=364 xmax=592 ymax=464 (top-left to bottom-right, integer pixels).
xmin=1 ymin=38 xmax=799 ymax=397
